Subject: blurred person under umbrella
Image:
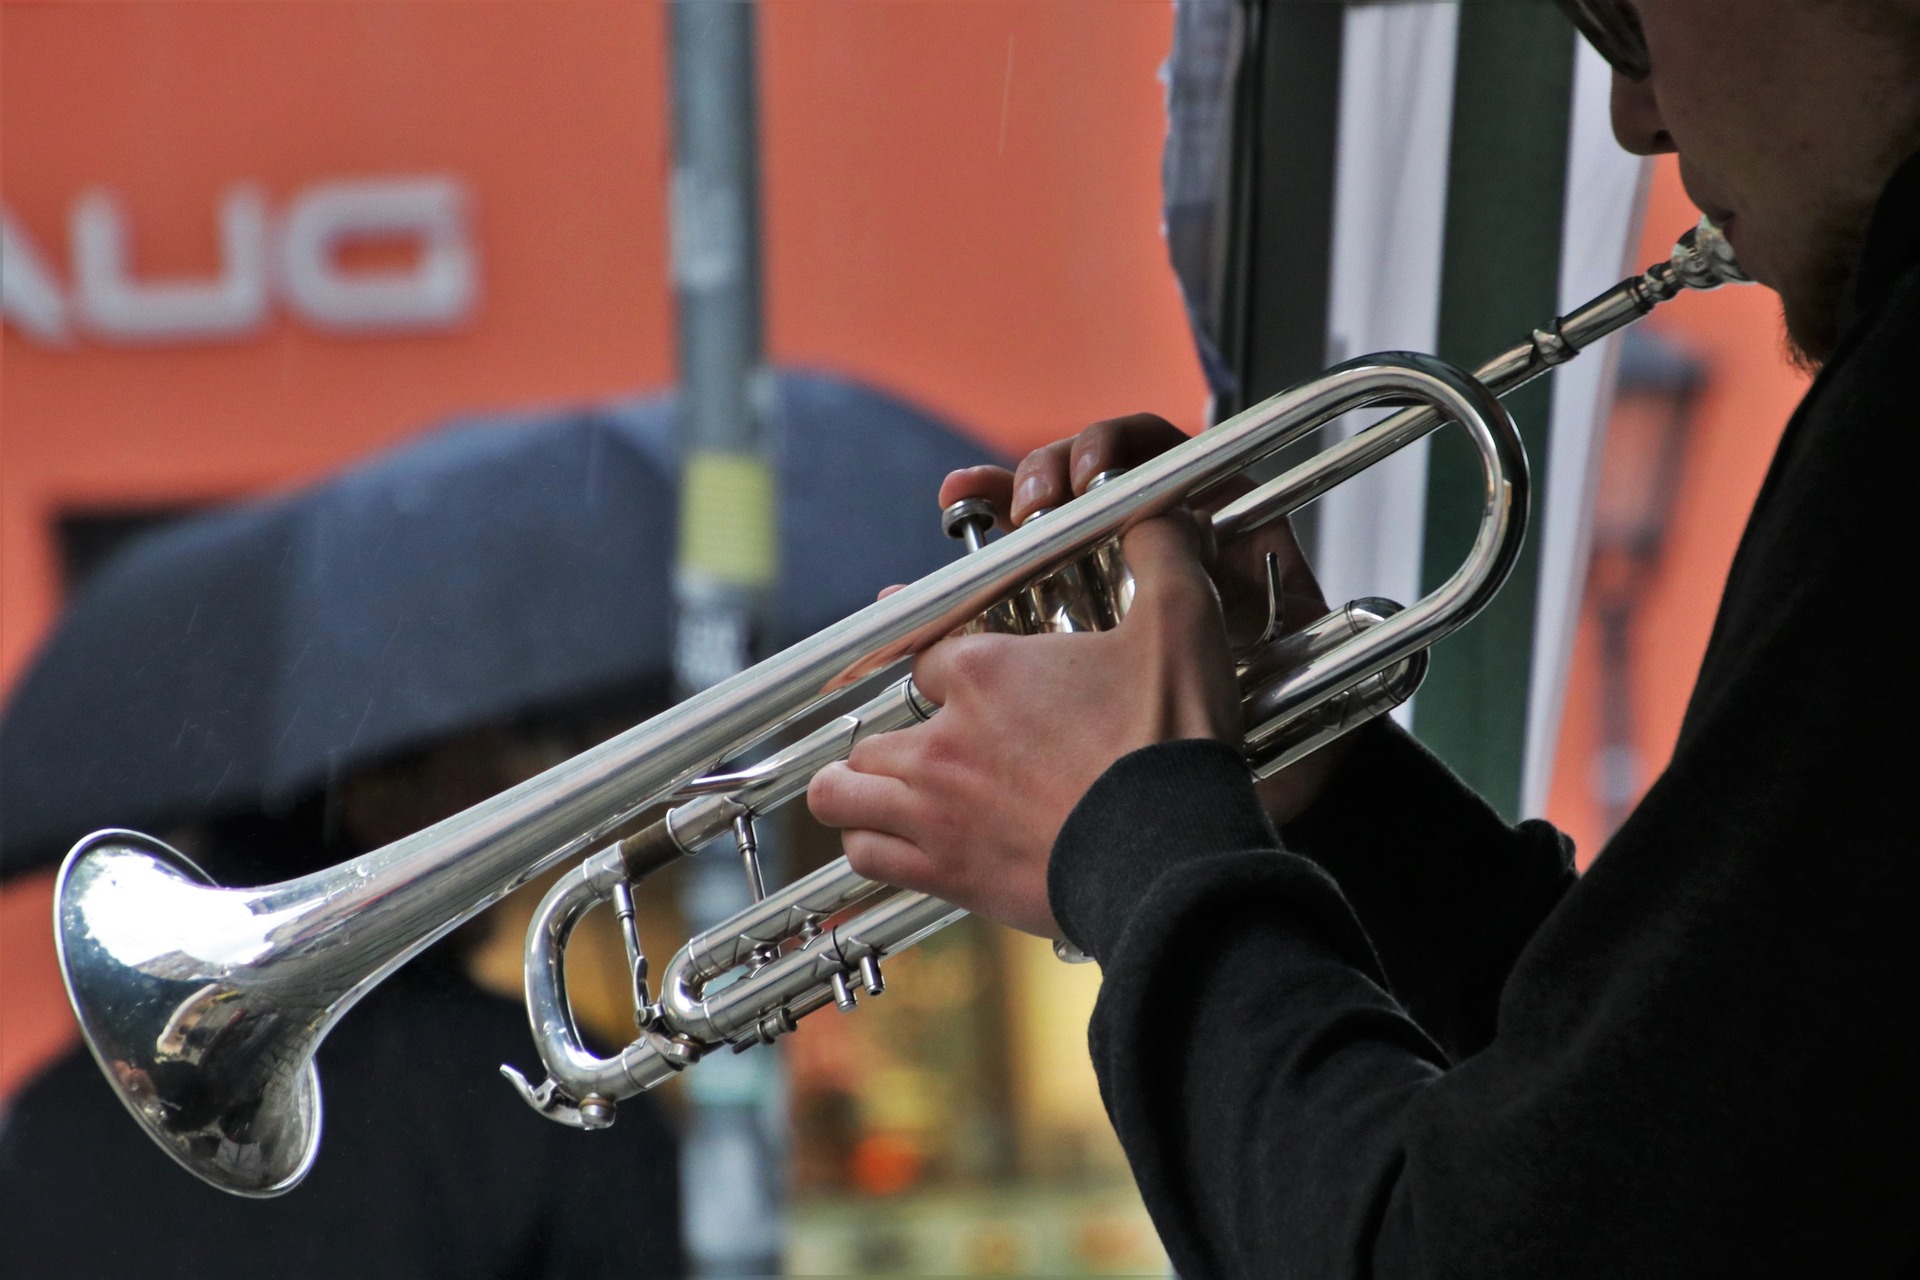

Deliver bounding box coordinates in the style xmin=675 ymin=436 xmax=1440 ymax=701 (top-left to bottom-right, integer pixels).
xmin=0 ymin=370 xmax=994 ymax=1278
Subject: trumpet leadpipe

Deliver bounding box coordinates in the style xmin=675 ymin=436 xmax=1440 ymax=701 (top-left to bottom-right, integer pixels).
xmin=1212 ymin=217 xmax=1748 ymax=546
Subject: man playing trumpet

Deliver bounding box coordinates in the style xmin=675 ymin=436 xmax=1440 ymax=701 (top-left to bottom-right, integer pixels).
xmin=811 ymin=1 xmax=1920 ymax=1272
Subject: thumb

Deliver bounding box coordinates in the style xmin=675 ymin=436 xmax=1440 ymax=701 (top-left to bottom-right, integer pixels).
xmin=1116 ymin=512 xmax=1242 ymax=743
xmin=1119 ymin=512 xmax=1221 ymax=618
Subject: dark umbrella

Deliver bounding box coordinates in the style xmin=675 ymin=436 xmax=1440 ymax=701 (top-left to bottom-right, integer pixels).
xmin=0 ymin=370 xmax=996 ymax=876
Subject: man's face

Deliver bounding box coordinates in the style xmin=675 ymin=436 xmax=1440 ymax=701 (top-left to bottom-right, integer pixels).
xmin=1610 ymin=0 xmax=1920 ymax=362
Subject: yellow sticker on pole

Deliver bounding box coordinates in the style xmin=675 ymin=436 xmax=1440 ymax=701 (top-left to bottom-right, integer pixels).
xmin=679 ymin=451 xmax=777 ymax=589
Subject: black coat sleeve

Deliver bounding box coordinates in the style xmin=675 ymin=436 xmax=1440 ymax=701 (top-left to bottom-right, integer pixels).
xmin=1276 ymin=721 xmax=1575 ymax=1059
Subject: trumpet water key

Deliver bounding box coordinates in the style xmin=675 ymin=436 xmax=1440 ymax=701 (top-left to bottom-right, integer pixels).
xmin=54 ymin=222 xmax=1747 ymax=1196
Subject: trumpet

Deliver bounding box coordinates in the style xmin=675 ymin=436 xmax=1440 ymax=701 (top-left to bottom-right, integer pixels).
xmin=54 ymin=222 xmax=1747 ymax=1197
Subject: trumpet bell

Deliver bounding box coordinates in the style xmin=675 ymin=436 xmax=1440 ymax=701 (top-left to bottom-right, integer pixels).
xmin=55 ymin=830 xmax=323 ymax=1197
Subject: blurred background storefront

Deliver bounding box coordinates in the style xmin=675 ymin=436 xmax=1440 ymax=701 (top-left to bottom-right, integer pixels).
xmin=0 ymin=2 xmax=1809 ymax=1275
xmin=0 ymin=4 xmax=1199 ymax=1273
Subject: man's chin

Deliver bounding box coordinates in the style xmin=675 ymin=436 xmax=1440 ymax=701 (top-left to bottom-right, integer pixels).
xmin=1776 ymin=209 xmax=1878 ymax=371
xmin=1781 ymin=291 xmax=1837 ymax=372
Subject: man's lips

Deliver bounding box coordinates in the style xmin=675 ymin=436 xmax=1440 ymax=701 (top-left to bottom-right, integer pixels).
xmin=1675 ymin=165 xmax=1762 ymax=281
xmin=1691 ymin=193 xmax=1737 ymax=230
xmin=1676 ymin=161 xmax=1736 ymax=228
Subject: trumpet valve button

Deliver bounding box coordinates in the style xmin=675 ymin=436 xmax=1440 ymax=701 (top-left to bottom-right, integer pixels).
xmin=941 ymin=497 xmax=997 ymax=553
xmin=858 ymin=954 xmax=885 ymax=997
xmin=830 ymin=971 xmax=858 ymax=1013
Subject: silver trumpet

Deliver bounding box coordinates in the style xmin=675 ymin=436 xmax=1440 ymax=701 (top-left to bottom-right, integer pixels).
xmin=54 ymin=222 xmax=1746 ymax=1196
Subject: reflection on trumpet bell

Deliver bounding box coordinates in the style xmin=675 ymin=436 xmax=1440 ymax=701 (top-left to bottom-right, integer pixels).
xmin=56 ymin=831 xmax=327 ymax=1197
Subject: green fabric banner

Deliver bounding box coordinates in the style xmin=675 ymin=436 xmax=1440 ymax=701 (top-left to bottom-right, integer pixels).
xmin=1413 ymin=2 xmax=1577 ymax=819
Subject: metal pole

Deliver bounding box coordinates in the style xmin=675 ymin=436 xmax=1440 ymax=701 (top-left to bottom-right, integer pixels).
xmin=666 ymin=2 xmax=784 ymax=1274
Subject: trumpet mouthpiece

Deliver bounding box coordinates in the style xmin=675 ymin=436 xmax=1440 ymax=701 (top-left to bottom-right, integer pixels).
xmin=1673 ymin=217 xmax=1752 ymax=290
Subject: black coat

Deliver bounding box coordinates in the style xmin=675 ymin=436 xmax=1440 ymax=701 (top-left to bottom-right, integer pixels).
xmin=0 ymin=961 xmax=686 ymax=1279
xmin=1049 ymin=154 xmax=1920 ymax=1277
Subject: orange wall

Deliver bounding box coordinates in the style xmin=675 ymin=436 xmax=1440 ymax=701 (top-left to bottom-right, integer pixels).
xmin=0 ymin=0 xmax=1203 ymax=1101
xmin=1545 ymin=156 xmax=1812 ymax=864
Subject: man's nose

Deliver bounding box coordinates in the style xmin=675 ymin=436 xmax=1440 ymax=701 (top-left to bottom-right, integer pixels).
xmin=1610 ymin=70 xmax=1675 ymax=156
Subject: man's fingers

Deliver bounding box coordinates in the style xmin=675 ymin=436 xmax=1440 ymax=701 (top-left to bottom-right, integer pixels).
xmin=1011 ymin=441 xmax=1075 ymax=525
xmin=1115 ymin=515 xmax=1242 ymax=742
xmin=1067 ymin=414 xmax=1188 ymax=492
xmin=810 ymin=757 xmax=952 ymax=893
xmin=838 ymin=828 xmax=945 ymax=894
xmin=938 ymin=466 xmax=1017 ymax=531
xmin=989 ymin=413 xmax=1196 ymax=528
xmin=808 ymin=759 xmax=917 ymax=835
xmin=843 ymin=716 xmax=939 ymax=777
xmin=1120 ymin=513 xmax=1218 ymax=609
xmin=909 ymin=632 xmax=1008 ymax=711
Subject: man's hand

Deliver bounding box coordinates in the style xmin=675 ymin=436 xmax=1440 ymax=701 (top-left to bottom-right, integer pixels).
xmin=940 ymin=413 xmax=1327 ymax=650
xmin=808 ymin=515 xmax=1239 ymax=939
xmin=938 ymin=414 xmax=1360 ymax=825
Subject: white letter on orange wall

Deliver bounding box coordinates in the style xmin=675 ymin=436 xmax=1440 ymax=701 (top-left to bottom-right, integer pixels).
xmin=280 ymin=177 xmax=477 ymax=333
xmin=71 ymin=186 xmax=270 ymax=343
xmin=1 ymin=208 xmax=69 ymax=344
